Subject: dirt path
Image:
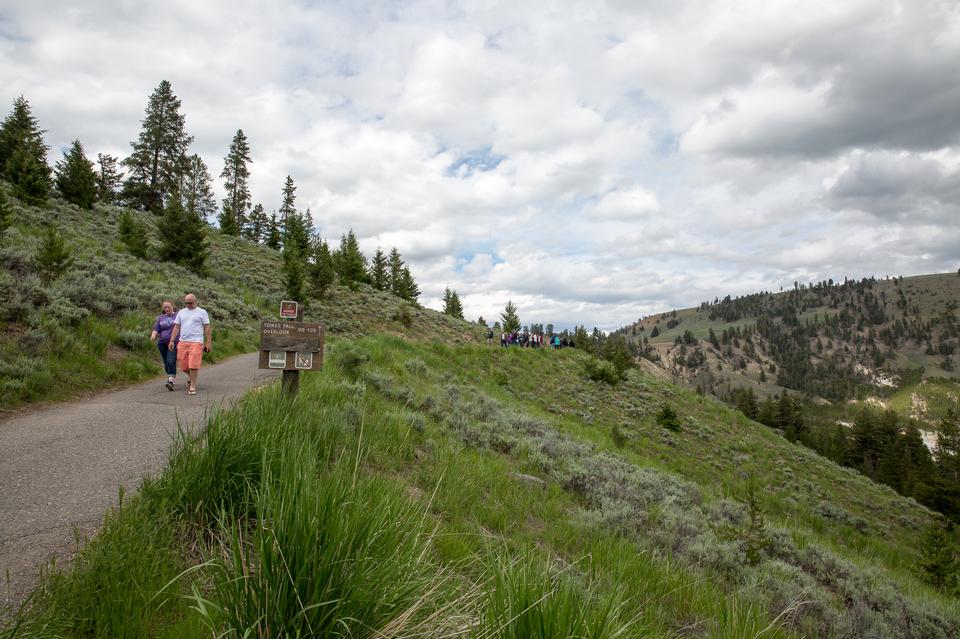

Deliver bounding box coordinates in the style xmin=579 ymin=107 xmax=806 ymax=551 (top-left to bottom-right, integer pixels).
xmin=0 ymin=352 xmax=278 ymax=613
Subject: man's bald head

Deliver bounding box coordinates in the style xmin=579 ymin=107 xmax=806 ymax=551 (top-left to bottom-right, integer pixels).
xmin=184 ymin=293 xmax=197 ymax=306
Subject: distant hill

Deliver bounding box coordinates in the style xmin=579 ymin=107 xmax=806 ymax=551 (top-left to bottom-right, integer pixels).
xmin=617 ymin=273 xmax=960 ymax=419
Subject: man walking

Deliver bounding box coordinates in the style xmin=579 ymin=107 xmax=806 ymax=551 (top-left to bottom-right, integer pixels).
xmin=168 ymin=293 xmax=211 ymax=395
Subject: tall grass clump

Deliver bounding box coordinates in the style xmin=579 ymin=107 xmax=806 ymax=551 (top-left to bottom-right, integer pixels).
xmin=144 ymin=386 xmax=346 ymax=529
xmin=473 ymin=555 xmax=631 ymax=639
xmin=1 ymin=496 xmax=191 ymax=639
xmin=192 ymin=443 xmax=443 ymax=638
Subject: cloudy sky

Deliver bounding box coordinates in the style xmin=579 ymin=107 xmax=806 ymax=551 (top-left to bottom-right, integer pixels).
xmin=2 ymin=0 xmax=958 ymax=329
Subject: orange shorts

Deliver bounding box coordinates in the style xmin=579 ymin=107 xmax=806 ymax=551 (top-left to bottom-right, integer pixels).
xmin=177 ymin=341 xmax=204 ymax=371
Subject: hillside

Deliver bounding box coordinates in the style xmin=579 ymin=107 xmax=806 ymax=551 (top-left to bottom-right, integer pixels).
xmin=0 ymin=190 xmax=478 ymax=411
xmin=3 ymin=191 xmax=960 ymax=637
xmin=619 ymin=274 xmax=960 ymax=408
xmin=1 ymin=194 xmax=959 ymax=636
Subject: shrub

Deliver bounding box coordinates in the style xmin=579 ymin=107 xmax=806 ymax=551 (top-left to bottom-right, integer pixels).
xmin=393 ymin=302 xmax=414 ymax=327
xmin=656 ymin=404 xmax=682 ymax=431
xmin=335 ymin=342 xmax=370 ymax=378
xmin=115 ymin=329 xmax=150 ymax=351
xmin=584 ymin=357 xmax=619 ymax=385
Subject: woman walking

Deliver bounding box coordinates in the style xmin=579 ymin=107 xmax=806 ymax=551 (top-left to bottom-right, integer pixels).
xmin=150 ymin=300 xmax=178 ymax=390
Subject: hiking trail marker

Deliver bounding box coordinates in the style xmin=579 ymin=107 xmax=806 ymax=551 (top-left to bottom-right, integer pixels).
xmin=258 ymin=305 xmax=323 ymax=397
xmin=279 ymin=300 xmax=299 ymax=319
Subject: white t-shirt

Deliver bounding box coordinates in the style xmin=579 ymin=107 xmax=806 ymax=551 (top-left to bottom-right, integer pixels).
xmin=174 ymin=307 xmax=210 ymax=343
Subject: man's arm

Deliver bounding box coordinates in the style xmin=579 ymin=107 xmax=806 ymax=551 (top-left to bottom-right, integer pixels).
xmin=168 ymin=324 xmax=180 ymax=346
xmin=204 ymin=323 xmax=212 ymax=352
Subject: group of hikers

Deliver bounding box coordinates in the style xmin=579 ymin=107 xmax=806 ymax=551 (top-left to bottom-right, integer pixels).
xmin=148 ymin=293 xmax=212 ymax=395
xmin=487 ymin=329 xmax=573 ymax=349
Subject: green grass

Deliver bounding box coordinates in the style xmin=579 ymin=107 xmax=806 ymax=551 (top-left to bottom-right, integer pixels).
xmin=7 ymin=335 xmax=959 ymax=638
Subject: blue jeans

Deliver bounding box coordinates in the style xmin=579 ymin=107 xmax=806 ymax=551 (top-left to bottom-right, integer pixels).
xmin=157 ymin=341 xmax=177 ymax=377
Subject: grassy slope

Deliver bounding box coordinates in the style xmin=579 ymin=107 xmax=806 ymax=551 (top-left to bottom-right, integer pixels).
xmin=0 ymin=194 xmax=475 ymax=411
xmin=3 ymin=195 xmax=959 ymax=637
xmin=4 ymin=335 xmax=958 ymax=638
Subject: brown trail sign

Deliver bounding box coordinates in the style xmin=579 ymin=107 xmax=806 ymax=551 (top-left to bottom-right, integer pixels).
xmin=258 ymin=318 xmax=324 ymax=397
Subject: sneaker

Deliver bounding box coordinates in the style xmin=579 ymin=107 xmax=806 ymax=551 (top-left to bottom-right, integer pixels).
xmin=165 ymin=379 xmax=174 ymax=391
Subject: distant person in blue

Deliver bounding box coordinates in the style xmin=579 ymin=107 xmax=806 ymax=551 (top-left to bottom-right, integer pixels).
xmin=149 ymin=300 xmax=178 ymax=390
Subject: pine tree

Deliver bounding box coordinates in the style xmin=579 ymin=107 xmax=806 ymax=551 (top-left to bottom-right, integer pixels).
xmin=388 ymin=247 xmax=404 ymax=296
xmin=95 ymin=153 xmax=123 ymax=204
xmin=122 ymin=81 xmax=193 ymax=214
xmin=919 ymin=523 xmax=959 ymax=591
xmin=54 ymin=139 xmax=97 ymax=209
xmin=279 ymin=174 xmax=296 ymax=236
xmin=158 ymin=191 xmax=208 ymax=275
xmin=310 ymin=238 xmax=336 ymax=297
xmin=334 ymin=229 xmax=368 ymax=288
xmin=0 ymin=97 xmax=51 ymax=206
xmin=181 ymin=154 xmax=216 ymax=221
xmin=443 ymin=287 xmax=464 ymax=319
xmin=283 ymin=211 xmax=310 ymax=257
xmin=283 ymin=245 xmax=307 ymax=304
xmin=117 ymin=210 xmax=149 ymax=259
xmin=369 ymin=247 xmax=389 ymax=290
xmin=501 ymin=300 xmax=520 ymax=333
xmin=36 ymin=224 xmax=73 ymax=283
xmin=245 ymin=203 xmax=267 ymax=243
xmin=302 ymin=208 xmax=315 ymax=242
xmin=220 ymin=129 xmax=251 ymax=236
xmin=398 ymin=266 xmax=420 ymax=303
xmin=265 ymin=211 xmax=282 ymax=250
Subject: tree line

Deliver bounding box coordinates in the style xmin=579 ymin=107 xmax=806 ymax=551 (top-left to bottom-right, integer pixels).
xmin=730 ymin=387 xmax=960 ymax=522
xmin=0 ymin=83 xmax=421 ymax=306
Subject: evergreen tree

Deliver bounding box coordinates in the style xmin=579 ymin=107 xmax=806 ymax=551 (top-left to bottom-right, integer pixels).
xmin=181 ymin=154 xmax=216 ymax=221
xmin=0 ymin=190 xmax=10 ymax=239
xmin=117 ymin=210 xmax=149 ymax=259
xmin=388 ymin=247 xmax=404 ymax=296
xmin=95 ymin=153 xmax=123 ymax=204
xmin=122 ymin=80 xmax=193 ymax=214
xmin=36 ymin=224 xmax=73 ymax=283
xmin=54 ymin=139 xmax=97 ymax=209
xmin=302 ymin=208 xmax=315 ymax=241
xmin=443 ymin=287 xmax=464 ymax=319
xmin=158 ymin=192 xmax=208 ymax=275
xmin=398 ymin=266 xmax=420 ymax=303
xmin=478 ymin=316 xmax=487 ymax=328
xmin=918 ymin=523 xmax=959 ymax=591
xmin=0 ymin=96 xmax=51 ymax=206
xmin=220 ymin=129 xmax=252 ymax=236
xmin=501 ymin=300 xmax=521 ymax=333
xmin=309 ymin=238 xmax=336 ymax=297
xmin=369 ymin=247 xmax=389 ymax=290
xmin=283 ymin=211 xmax=310 ymax=257
xmin=282 ymin=245 xmax=307 ymax=304
xmin=279 ymin=174 xmax=296 ymax=235
xmin=334 ymin=229 xmax=368 ymax=287
xmin=265 ymin=211 xmax=282 ymax=250
xmin=245 ymin=203 xmax=268 ymax=243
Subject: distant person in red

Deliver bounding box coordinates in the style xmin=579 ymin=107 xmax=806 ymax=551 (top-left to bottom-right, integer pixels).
xmin=168 ymin=293 xmax=211 ymax=396
xmin=149 ymin=300 xmax=178 ymax=390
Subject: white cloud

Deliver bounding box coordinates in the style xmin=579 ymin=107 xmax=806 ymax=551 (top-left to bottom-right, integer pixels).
xmin=1 ymin=0 xmax=958 ymax=330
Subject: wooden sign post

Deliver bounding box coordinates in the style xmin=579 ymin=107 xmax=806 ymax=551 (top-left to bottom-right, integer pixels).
xmin=258 ymin=305 xmax=323 ymax=398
